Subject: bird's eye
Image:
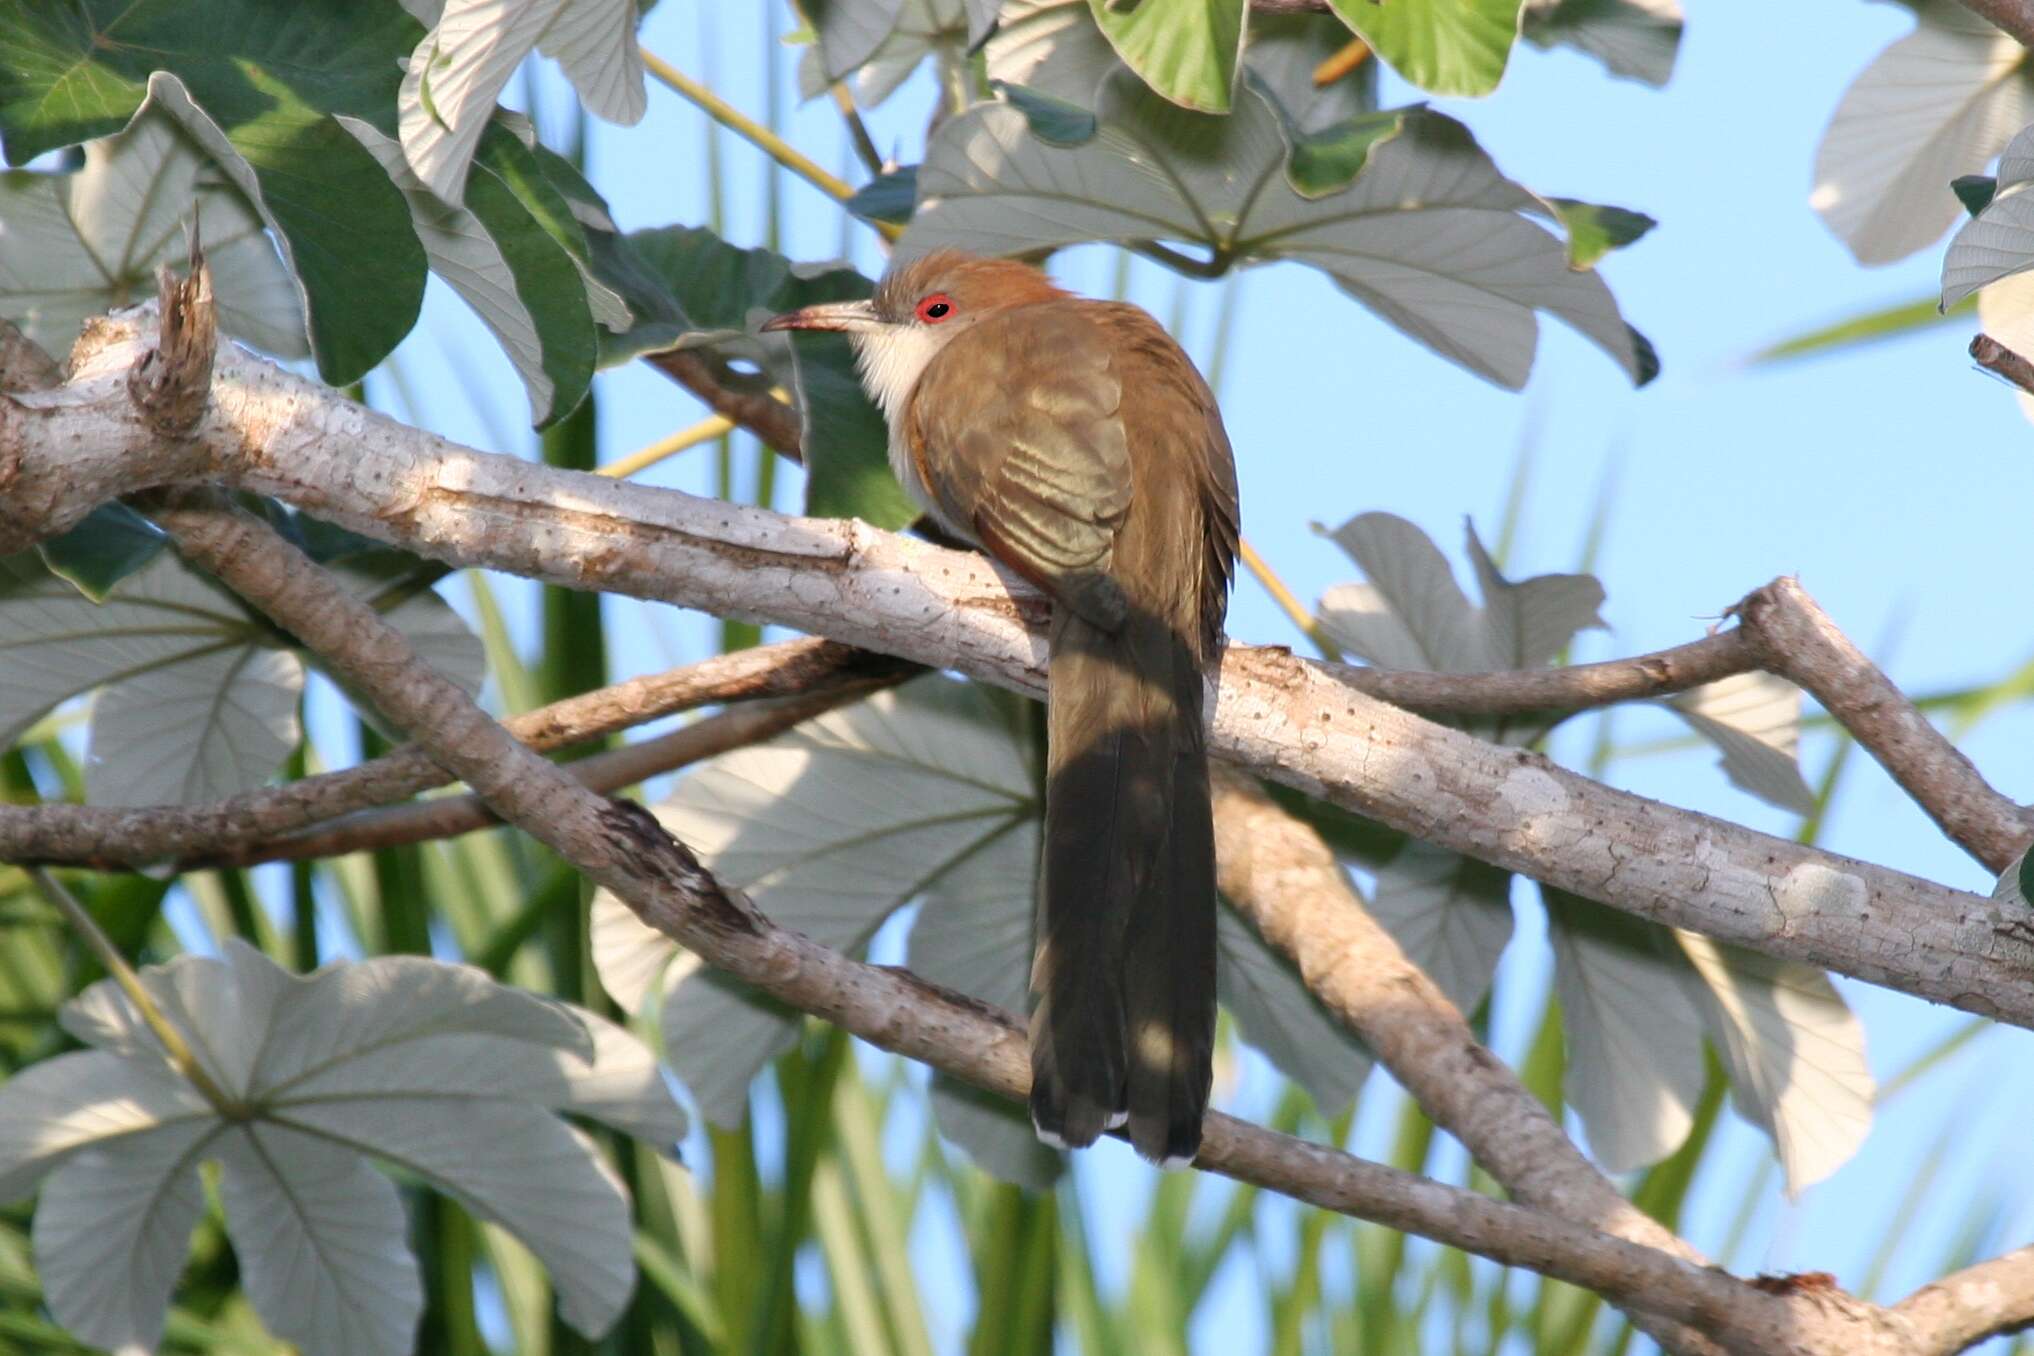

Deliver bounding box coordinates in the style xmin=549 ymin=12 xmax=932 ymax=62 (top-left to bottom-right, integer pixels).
xmin=916 ymin=294 xmax=954 ymax=323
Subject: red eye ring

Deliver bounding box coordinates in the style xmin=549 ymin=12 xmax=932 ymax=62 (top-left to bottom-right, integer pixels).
xmin=915 ymin=293 xmax=955 ymax=323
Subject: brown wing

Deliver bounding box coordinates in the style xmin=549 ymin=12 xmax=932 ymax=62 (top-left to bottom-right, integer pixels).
xmin=905 ymin=302 xmax=1136 ymax=631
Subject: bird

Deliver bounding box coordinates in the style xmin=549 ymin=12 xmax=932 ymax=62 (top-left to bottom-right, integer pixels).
xmin=764 ymin=250 xmax=1239 ymax=1166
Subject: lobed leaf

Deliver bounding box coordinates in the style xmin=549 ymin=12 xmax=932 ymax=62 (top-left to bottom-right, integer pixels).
xmin=1 ymin=940 xmax=682 ymax=1353
xmin=0 ymin=105 xmax=305 ymax=361
xmin=1519 ymin=0 xmax=1681 ymax=88
xmin=0 ymin=3 xmax=431 ymax=386
xmin=1325 ymin=0 xmax=1524 ymax=98
xmin=400 ymin=0 xmax=646 ymax=203
xmin=799 ymin=0 xmax=973 ymax=110
xmin=1544 ymin=887 xmax=1704 ymax=1172
xmin=343 ymin=115 xmax=596 ymax=426
xmin=1367 ymin=840 xmax=1514 ymax=1016
xmin=1675 ymin=932 xmax=1873 ymax=1194
xmin=904 ymin=72 xmax=1652 ymax=388
xmin=1088 ymin=0 xmax=1247 ymax=113
xmin=1814 ymin=2 xmax=2034 ymax=267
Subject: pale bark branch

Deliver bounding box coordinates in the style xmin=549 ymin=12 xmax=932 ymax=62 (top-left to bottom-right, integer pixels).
xmin=0 ymin=637 xmax=908 ymax=867
xmin=1736 ymin=578 xmax=2033 ymax=874
xmin=1895 ymin=1245 xmax=2034 ymax=1353
xmin=1210 ymin=766 xmax=1728 ymax=1356
xmin=4 ymin=317 xmax=2031 ymax=1036
xmin=136 ymin=482 xmax=1863 ymax=1356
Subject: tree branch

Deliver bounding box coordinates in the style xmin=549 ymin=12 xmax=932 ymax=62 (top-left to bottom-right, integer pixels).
xmin=5 ymin=315 xmax=2030 ymax=1037
xmin=1210 ymin=766 xmax=1729 ymax=1356
xmin=642 ymin=347 xmax=805 ymax=459
xmin=1896 ymin=1245 xmax=2034 ymax=1353
xmin=135 ymin=481 xmax=1867 ymax=1356
xmin=1735 ymin=578 xmax=2032 ymax=874
xmin=1329 ymin=628 xmax=1754 ymax=717
xmin=202 ymin=683 xmax=901 ymax=867
xmin=0 ymin=638 xmax=908 ymax=867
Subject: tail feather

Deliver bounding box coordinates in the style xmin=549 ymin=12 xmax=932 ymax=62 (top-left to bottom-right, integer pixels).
xmin=1123 ymin=632 xmax=1216 ymax=1165
xmin=1029 ymin=606 xmax=1215 ymax=1163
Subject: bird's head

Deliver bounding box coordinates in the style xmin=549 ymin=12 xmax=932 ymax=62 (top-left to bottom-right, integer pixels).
xmin=762 ymin=249 xmax=1066 ymax=424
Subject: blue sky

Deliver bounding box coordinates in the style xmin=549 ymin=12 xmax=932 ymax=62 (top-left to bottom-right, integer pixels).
xmin=356 ymin=1 xmax=2034 ymax=1349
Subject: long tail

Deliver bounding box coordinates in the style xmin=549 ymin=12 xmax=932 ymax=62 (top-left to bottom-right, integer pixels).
xmin=1029 ymin=606 xmax=1216 ymax=1164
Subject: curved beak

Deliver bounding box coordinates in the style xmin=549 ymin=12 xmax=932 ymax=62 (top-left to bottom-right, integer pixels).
xmin=761 ymin=298 xmax=883 ymax=334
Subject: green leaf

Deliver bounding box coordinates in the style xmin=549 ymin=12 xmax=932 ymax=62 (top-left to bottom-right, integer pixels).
xmin=1326 ymin=0 xmax=1524 ymax=97
xmin=797 ymin=0 xmax=976 ymax=110
xmin=1547 ymin=198 xmax=1656 ymax=269
xmin=0 ymin=2 xmax=430 ymax=384
xmin=1246 ymin=10 xmax=1382 ymax=131
xmin=395 ymin=0 xmax=645 ymax=203
xmin=1945 ymin=126 xmax=2034 ymax=308
xmin=0 ymin=550 xmax=304 ymax=807
xmin=35 ymin=504 xmax=166 ymax=604
xmin=1543 ymin=886 xmax=1704 ymax=1172
xmin=587 ymin=225 xmax=914 ymax=526
xmin=1315 ymin=511 xmax=1604 ymax=676
xmin=1283 ymin=108 xmax=1411 ymax=199
xmin=2019 ymin=845 xmax=2034 ymax=908
xmin=1953 ymin=173 xmax=1998 ymax=217
xmin=1675 ymin=931 xmax=1873 ymax=1193
xmin=806 ymin=0 xmax=908 ymax=84
xmin=1367 ymin=840 xmax=1513 ymax=1016
xmin=1214 ymin=906 xmax=1372 ymax=1116
xmin=847 ymin=165 xmax=921 ymax=224
xmin=996 ymin=81 xmax=1102 ymax=144
xmin=340 ymin=116 xmax=595 ymax=427
xmin=1087 ymin=0 xmax=1247 ymax=112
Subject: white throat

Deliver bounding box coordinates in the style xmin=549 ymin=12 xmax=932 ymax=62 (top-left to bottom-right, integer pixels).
xmin=850 ymin=325 xmax=945 ymax=428
xmin=851 ymin=326 xmax=951 ymax=521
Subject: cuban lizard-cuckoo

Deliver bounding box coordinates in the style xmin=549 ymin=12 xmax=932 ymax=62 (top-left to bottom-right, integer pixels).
xmin=765 ymin=250 xmax=1240 ymax=1165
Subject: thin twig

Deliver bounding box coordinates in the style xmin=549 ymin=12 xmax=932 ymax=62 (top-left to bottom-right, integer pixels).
xmin=831 ymin=82 xmax=886 ymax=177
xmin=639 ymin=44 xmax=902 ymax=241
xmin=1971 ymin=333 xmax=2034 ymax=397
xmin=642 ymin=347 xmax=805 ymax=458
xmin=1734 ymin=578 xmax=2033 ymax=873
xmin=1238 ymin=537 xmax=1346 ymax=660
xmin=207 ymin=684 xmax=901 ymax=867
xmin=0 ymin=639 xmax=905 ymax=867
